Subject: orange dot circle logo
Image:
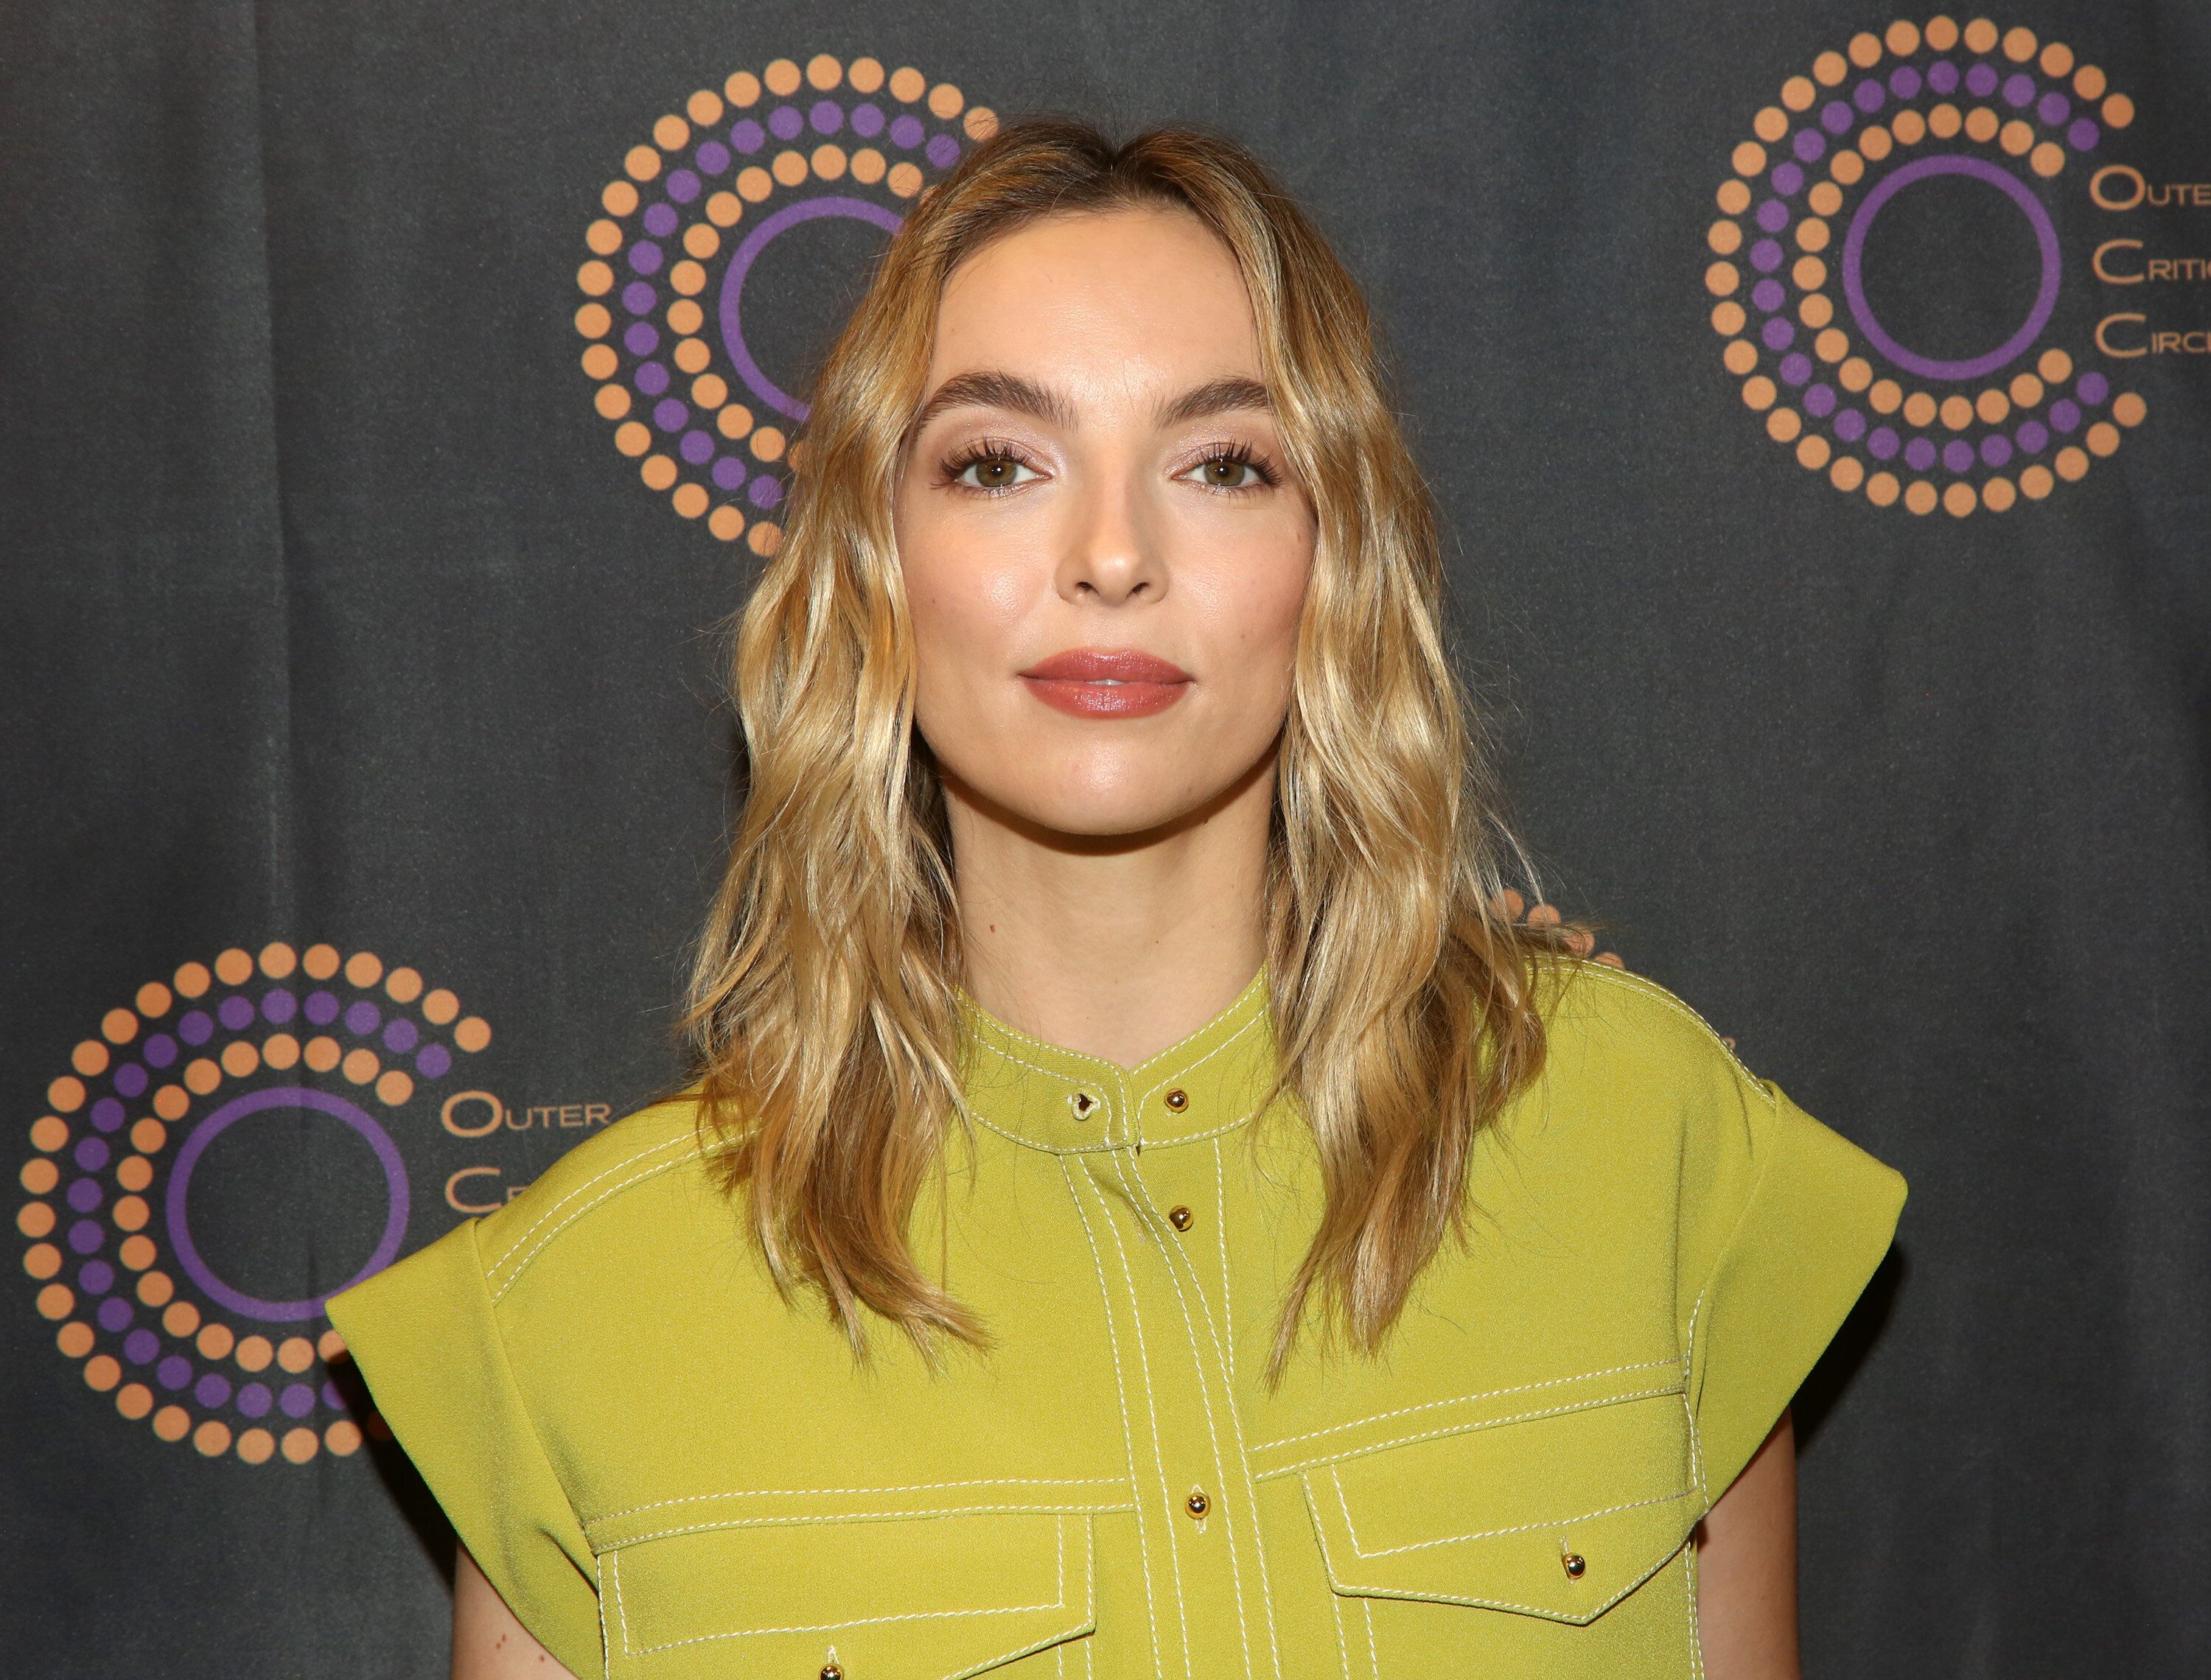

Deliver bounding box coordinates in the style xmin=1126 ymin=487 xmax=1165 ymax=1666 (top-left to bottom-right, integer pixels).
xmin=1708 ymin=17 xmax=2147 ymax=517
xmin=17 ymin=943 xmax=491 ymax=1464
xmin=576 ymin=55 xmax=996 ymax=551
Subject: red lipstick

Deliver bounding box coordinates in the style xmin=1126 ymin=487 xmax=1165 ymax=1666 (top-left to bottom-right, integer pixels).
xmin=1019 ymin=648 xmax=1192 ymax=718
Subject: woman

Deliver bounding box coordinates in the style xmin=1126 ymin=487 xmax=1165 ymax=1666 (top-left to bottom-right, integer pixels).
xmin=330 ymin=119 xmax=1903 ymax=1680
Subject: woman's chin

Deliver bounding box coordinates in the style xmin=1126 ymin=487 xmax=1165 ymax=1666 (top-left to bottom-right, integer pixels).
xmin=940 ymin=766 xmax=1229 ymax=850
xmin=932 ymin=724 xmax=1281 ymax=852
xmin=993 ymin=794 xmax=1216 ymax=849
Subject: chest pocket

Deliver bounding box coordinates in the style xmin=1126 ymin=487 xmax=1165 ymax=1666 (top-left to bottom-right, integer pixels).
xmin=596 ymin=1508 xmax=1094 ymax=1679
xmin=1301 ymin=1386 xmax=1703 ymax=1624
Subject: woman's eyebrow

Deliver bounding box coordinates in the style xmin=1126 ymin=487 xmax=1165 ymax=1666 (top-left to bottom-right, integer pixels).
xmin=1154 ymin=376 xmax=1272 ymax=427
xmin=909 ymin=370 xmax=1077 ymax=433
xmin=907 ymin=371 xmax=1274 ymax=435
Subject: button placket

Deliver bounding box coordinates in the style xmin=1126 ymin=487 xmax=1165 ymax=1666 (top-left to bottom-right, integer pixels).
xmin=1111 ymin=1144 xmax=1279 ymax=1679
xmin=965 ymin=976 xmax=1280 ymax=1676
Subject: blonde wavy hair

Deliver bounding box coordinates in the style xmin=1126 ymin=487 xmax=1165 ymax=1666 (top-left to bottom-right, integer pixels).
xmin=685 ymin=117 xmax=1565 ymax=1378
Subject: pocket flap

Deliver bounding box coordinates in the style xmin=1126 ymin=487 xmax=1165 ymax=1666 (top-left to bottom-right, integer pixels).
xmin=601 ymin=1510 xmax=1092 ymax=1678
xmin=1302 ymin=1390 xmax=1700 ymax=1625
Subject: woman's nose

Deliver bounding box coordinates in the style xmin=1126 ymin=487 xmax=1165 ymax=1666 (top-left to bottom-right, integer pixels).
xmin=1055 ymin=469 xmax=1167 ymax=606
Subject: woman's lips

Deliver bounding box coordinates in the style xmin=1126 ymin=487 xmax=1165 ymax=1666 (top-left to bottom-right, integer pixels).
xmin=1018 ymin=648 xmax=1192 ymax=718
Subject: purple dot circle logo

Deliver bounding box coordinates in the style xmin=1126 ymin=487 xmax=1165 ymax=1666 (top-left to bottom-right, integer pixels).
xmin=575 ymin=53 xmax=996 ymax=553
xmin=165 ymin=1088 xmax=410 ymax=1321
xmin=1706 ymin=16 xmax=2149 ymax=517
xmin=17 ymin=943 xmax=492 ymax=1465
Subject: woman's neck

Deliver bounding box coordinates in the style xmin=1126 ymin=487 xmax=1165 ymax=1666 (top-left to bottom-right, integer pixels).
xmin=945 ymin=754 xmax=1275 ymax=1068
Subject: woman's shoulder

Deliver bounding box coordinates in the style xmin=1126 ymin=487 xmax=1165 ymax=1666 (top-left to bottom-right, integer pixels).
xmin=1508 ymin=955 xmax=1904 ymax=1278
xmin=327 ymin=1088 xmax=734 ymax=1341
xmin=467 ymin=1085 xmax=736 ymax=1306
xmin=1530 ymin=954 xmax=1774 ymax=1121
xmin=321 ymin=1091 xmax=732 ymax=1679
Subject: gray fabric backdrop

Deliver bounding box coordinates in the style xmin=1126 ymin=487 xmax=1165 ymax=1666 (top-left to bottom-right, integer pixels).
xmin=5 ymin=1 xmax=2207 ymax=1673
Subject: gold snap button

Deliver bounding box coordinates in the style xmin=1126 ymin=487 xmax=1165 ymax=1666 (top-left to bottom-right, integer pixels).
xmin=1069 ymin=1091 xmax=1098 ymax=1121
xmin=1562 ymin=1552 xmax=1587 ymax=1579
xmin=1185 ymin=1489 xmax=1210 ymax=1519
xmin=1168 ymin=1205 xmax=1194 ymax=1231
xmin=1164 ymin=1088 xmax=1189 ymax=1111
xmin=821 ymin=1663 xmax=843 ymax=1680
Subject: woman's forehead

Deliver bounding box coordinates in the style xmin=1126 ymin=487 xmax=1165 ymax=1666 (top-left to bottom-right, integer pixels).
xmin=926 ymin=207 xmax=1262 ymax=410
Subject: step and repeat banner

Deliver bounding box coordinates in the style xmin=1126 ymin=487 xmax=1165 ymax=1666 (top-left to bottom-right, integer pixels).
xmin=4 ymin=2 xmax=2206 ymax=1674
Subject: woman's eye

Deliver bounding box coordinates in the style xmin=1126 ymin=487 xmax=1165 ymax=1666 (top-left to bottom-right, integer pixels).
xmin=1186 ymin=455 xmax=1265 ymax=490
xmin=954 ymin=453 xmax=1038 ymax=491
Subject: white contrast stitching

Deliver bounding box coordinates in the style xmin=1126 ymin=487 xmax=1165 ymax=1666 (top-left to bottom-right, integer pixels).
xmin=608 ymin=1542 xmax=632 ymax=1658
xmin=623 ymin=1584 xmax=1055 ymax=1651
xmin=968 ymin=1037 xmax=1120 ymax=1135
xmin=971 ymin=972 xmax=1264 ymax=1080
xmin=1146 ymin=1107 xmax=1268 ymax=1148
xmin=940 ymin=1616 xmax=1091 ymax=1680
xmin=594 ymin=1551 xmax=612 ymax=1673
xmin=1081 ymin=1521 xmax=1097 ymax=1678
xmin=965 ymin=1107 xmax=1123 ymax=1155
xmin=1327 ymin=1577 xmax=1353 ymax=1680
xmin=1084 ymin=1161 xmax=1196 ymax=1679
xmin=626 ymin=1609 xmax=1061 ymax=1651
xmin=489 ymin=1146 xmax=711 ymax=1302
xmin=982 ymin=1033 xmax=1108 ymax=1094
xmin=1685 ymin=1522 xmax=1707 ymax=1680
xmin=1251 ymin=1359 xmax=1679 ymax=1457
xmin=1261 ymin=1385 xmax=1686 ymax=1480
xmin=1339 ymin=1485 xmax=1695 ymax=1558
xmin=588 ymin=1477 xmax=1125 ymax=1525
xmin=605 ymin=1503 xmax=1136 ymax=1548
xmin=1682 ymin=1285 xmax=1711 ymax=1504
xmin=623 ymin=1513 xmax=1068 ymax=1656
xmin=1127 ymin=970 xmax=1267 ymax=1080
xmin=1213 ymin=1138 xmax=1237 ymax=1392
xmin=1569 ymin=964 xmax=1775 ymax=1107
xmin=964 ymin=981 xmax=1271 ymax=1149
xmin=1061 ymin=1158 xmax=1167 ymax=1680
xmin=1323 ymin=1467 xmax=1669 ymax=1622
xmin=483 ymin=1134 xmax=691 ymax=1284
xmin=1133 ymin=1006 xmax=1265 ymax=1115
xmin=1109 ymin=1152 xmax=1265 ymax=1680
xmin=1361 ymin=1597 xmax=1377 ymax=1679
xmin=1134 ymin=1147 xmax=1285 ymax=1679
xmin=969 ymin=1007 xmax=1123 ymax=1073
xmin=964 ymin=1096 xmax=1262 ymax=1155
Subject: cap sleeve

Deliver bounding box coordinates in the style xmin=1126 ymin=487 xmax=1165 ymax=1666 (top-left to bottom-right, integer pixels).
xmin=326 ymin=1218 xmax=601 ymax=1678
xmin=1680 ymin=1075 xmax=1907 ymax=1503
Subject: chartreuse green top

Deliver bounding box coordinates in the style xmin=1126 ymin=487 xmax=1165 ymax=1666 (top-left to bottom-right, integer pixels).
xmin=329 ymin=959 xmax=1904 ymax=1680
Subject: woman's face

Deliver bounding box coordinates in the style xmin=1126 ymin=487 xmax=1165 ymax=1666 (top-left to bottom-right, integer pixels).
xmin=893 ymin=205 xmax=1316 ymax=841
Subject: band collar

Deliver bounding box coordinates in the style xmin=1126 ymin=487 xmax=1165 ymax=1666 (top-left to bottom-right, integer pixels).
xmin=956 ymin=967 xmax=1278 ymax=1154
